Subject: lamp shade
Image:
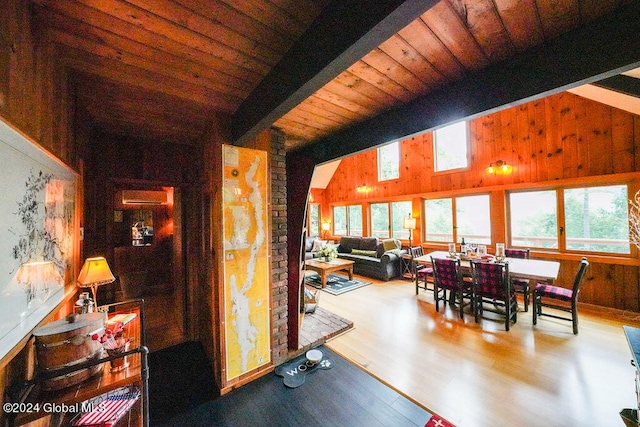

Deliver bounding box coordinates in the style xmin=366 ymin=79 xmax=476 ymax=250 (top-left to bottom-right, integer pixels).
xmin=77 ymin=257 xmax=115 ymax=288
xmin=403 ymin=217 xmax=417 ymax=230
xmin=321 ymin=222 xmax=331 ymax=231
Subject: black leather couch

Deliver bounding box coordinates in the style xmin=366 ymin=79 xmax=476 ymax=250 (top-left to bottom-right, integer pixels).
xmin=336 ymin=236 xmax=405 ymax=281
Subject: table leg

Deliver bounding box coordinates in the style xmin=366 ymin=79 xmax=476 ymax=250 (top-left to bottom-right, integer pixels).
xmin=321 ymin=272 xmax=327 ymax=288
xmin=348 ymin=267 xmax=353 ymax=281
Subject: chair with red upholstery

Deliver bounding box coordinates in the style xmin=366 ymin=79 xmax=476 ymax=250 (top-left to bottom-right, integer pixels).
xmin=431 ymin=256 xmax=472 ymax=318
xmin=411 ymin=246 xmax=433 ymax=295
xmin=471 ymin=260 xmax=517 ymax=331
xmin=505 ymin=248 xmax=531 ymax=312
xmin=532 ymin=257 xmax=589 ymax=335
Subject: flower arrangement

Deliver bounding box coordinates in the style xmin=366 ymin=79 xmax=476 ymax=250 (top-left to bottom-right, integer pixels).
xmin=92 ymin=321 xmax=130 ymax=352
xmin=317 ymin=244 xmax=338 ymax=260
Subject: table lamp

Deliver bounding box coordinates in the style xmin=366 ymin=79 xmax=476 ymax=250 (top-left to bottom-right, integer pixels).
xmin=77 ymin=257 xmax=115 ymax=307
xmin=321 ymin=221 xmax=331 ymax=239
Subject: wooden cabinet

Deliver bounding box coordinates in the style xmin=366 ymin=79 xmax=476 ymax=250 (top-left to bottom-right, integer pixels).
xmin=5 ymin=300 xmax=148 ymax=427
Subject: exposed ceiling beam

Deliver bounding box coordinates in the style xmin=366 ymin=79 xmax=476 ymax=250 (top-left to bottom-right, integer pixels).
xmin=592 ymin=75 xmax=640 ymax=98
xmin=294 ymin=1 xmax=640 ymax=164
xmin=230 ymin=0 xmax=439 ymax=145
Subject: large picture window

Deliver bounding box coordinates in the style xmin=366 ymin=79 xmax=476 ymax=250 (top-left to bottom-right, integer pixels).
xmin=378 ymin=141 xmax=400 ymax=181
xmin=434 ymin=121 xmax=468 ymax=172
xmin=370 ymin=201 xmax=412 ymax=239
xmin=332 ymin=205 xmax=363 ymax=236
xmin=508 ymin=184 xmax=630 ymax=254
xmin=308 ymin=203 xmax=320 ymax=237
xmin=424 ymin=194 xmax=491 ymax=244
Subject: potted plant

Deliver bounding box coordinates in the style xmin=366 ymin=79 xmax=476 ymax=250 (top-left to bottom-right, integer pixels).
xmin=317 ymin=244 xmax=338 ymax=262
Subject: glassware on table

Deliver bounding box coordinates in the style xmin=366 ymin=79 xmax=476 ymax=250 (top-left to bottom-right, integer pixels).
xmin=448 ymin=242 xmax=457 ymax=257
xmin=477 ymin=245 xmax=487 ymax=257
xmin=495 ymin=243 xmax=506 ymax=262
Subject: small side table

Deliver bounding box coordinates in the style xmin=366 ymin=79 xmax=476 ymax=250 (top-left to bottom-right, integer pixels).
xmin=401 ymin=254 xmax=414 ymax=280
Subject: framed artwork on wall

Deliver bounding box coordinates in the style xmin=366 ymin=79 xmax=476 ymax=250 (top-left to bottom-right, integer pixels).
xmin=0 ymin=117 xmax=79 ymax=364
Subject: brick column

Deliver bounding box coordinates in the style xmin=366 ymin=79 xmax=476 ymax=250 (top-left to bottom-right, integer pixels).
xmin=270 ymin=128 xmax=288 ymax=365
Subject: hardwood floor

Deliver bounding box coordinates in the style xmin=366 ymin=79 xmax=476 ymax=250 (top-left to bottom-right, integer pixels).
xmin=321 ymin=275 xmax=640 ymax=427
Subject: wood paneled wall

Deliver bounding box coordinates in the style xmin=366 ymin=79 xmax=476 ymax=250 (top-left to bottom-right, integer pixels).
xmin=319 ymin=92 xmax=640 ymax=312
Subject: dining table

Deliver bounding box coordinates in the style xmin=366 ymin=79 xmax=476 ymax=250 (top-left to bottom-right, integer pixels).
xmin=413 ymin=250 xmax=561 ymax=287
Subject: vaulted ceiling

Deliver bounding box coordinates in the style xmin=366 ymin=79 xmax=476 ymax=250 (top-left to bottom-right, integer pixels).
xmin=29 ymin=0 xmax=640 ymax=161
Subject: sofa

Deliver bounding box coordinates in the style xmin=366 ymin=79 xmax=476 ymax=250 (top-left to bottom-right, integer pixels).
xmin=336 ymin=236 xmax=405 ymax=281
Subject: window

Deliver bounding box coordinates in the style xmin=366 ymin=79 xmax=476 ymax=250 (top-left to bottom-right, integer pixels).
xmin=332 ymin=205 xmax=363 ymax=236
xmin=508 ymin=184 xmax=630 ymax=254
xmin=348 ymin=205 xmax=363 ymax=237
xmin=370 ymin=201 xmax=412 ymax=239
xmin=564 ymin=185 xmax=629 ymax=254
xmin=434 ymin=121 xmax=468 ymax=172
xmin=378 ymin=141 xmax=399 ymax=181
xmin=423 ymin=194 xmax=491 ymax=244
xmin=333 ymin=206 xmax=347 ymax=236
xmin=308 ymin=204 xmax=320 ymax=237
xmin=509 ymin=190 xmax=558 ymax=249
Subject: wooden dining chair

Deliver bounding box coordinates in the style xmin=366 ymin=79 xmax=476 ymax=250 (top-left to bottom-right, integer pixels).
xmin=471 ymin=260 xmax=518 ymax=331
xmin=412 ymin=246 xmax=433 ymax=295
xmin=505 ymin=248 xmax=531 ymax=312
xmin=431 ymin=257 xmax=472 ymax=318
xmin=532 ymin=257 xmax=589 ymax=335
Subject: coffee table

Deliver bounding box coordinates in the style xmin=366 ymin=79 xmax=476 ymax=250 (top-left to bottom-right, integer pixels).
xmin=305 ymin=258 xmax=355 ymax=288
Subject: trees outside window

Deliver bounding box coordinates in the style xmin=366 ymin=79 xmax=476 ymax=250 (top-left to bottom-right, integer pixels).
xmin=378 ymin=141 xmax=400 ymax=181
xmin=332 ymin=205 xmax=363 ymax=236
xmin=308 ymin=203 xmax=320 ymax=237
xmin=424 ymin=195 xmax=490 ymax=244
xmin=434 ymin=121 xmax=468 ymax=172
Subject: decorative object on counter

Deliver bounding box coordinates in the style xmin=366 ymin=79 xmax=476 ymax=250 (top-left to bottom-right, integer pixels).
xmin=77 ymin=257 xmax=116 ymax=307
xmin=92 ymin=319 xmax=131 ymax=373
xmin=75 ymin=292 xmax=95 ymax=314
xmin=317 ymin=243 xmax=338 ymax=262
xmin=32 ymin=312 xmax=106 ymax=390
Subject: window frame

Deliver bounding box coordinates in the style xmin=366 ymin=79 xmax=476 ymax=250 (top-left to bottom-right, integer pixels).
xmin=377 ymin=141 xmax=400 ymax=182
xmin=433 ymin=121 xmax=469 ymax=173
xmin=332 ymin=204 xmax=363 ymax=237
xmin=307 ymin=203 xmax=320 ymax=237
xmin=422 ymin=193 xmax=492 ymax=244
xmin=369 ymin=200 xmax=412 ymax=240
xmin=507 ymin=182 xmax=633 ymax=256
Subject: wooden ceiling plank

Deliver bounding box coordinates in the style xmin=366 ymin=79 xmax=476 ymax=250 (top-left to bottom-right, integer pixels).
xmin=378 ymin=34 xmax=448 ymax=91
xmin=310 ymin=87 xmax=375 ymax=117
xmin=219 ymin=0 xmax=311 ymax=38
xmin=331 ymin=71 xmax=401 ymax=110
xmin=47 ymin=28 xmax=248 ymax=100
xmin=293 ymin=96 xmax=359 ymax=124
xmin=32 ymin=0 xmax=264 ymax=84
xmin=124 ymin=0 xmax=282 ymax=65
xmin=59 ymin=45 xmax=239 ymax=111
xmin=275 ymin=117 xmax=328 ymax=139
xmin=73 ymin=0 xmax=272 ymax=73
xmin=294 ymin=1 xmax=640 ymax=164
xmin=445 ymin=0 xmax=515 ymax=63
xmin=420 ymin=1 xmax=490 ymax=71
xmin=279 ymin=107 xmax=344 ymax=131
xmin=173 ymin=0 xmax=293 ymax=53
xmin=360 ymin=49 xmax=431 ymax=95
xmin=347 ymin=59 xmax=416 ymax=103
xmin=536 ymin=0 xmax=581 ymax=40
xmin=231 ymin=0 xmax=439 ymax=144
xmin=397 ymin=19 xmax=466 ymax=81
xmin=493 ymin=0 xmax=544 ymax=53
xmin=34 ymin=6 xmax=255 ymax=94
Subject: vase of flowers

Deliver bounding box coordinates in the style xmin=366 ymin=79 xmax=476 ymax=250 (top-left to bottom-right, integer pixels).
xmin=317 ymin=244 xmax=338 ymax=262
xmin=92 ymin=321 xmax=131 ymax=373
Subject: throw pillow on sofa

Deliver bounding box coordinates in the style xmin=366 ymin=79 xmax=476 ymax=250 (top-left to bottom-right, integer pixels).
xmin=351 ymin=249 xmax=377 ymax=257
xmin=311 ymin=239 xmax=327 ymax=252
xmin=382 ymin=238 xmax=398 ymax=251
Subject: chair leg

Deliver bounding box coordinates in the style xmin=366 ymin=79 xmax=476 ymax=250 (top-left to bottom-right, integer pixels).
xmin=532 ymin=293 xmax=538 ymax=325
xmin=572 ymin=301 xmax=579 ymax=335
xmin=523 ymin=285 xmax=530 ymax=312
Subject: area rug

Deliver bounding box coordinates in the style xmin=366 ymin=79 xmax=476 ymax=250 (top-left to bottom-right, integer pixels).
xmin=305 ymin=272 xmax=372 ymax=295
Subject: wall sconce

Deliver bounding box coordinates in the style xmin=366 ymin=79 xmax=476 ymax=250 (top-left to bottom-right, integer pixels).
xmin=486 ymin=160 xmax=513 ymax=174
xmin=403 ymin=213 xmax=417 ymax=248
xmin=77 ymin=257 xmax=115 ymax=307
xmin=321 ymin=221 xmax=331 ymax=239
xmin=356 ymin=184 xmax=370 ymax=193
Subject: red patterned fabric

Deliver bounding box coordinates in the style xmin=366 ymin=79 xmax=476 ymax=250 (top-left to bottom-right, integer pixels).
xmin=535 ymin=283 xmax=573 ymax=301
xmin=505 ymin=248 xmax=528 ymax=258
xmin=473 ymin=261 xmax=513 ymax=299
xmin=432 ymin=258 xmax=460 ymax=291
